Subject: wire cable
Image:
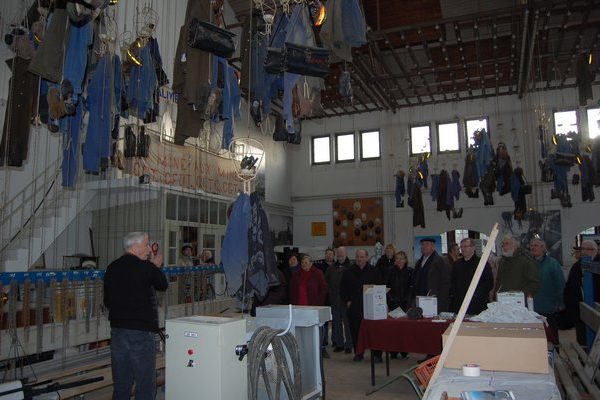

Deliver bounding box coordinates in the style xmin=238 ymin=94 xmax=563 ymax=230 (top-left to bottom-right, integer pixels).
xmin=247 ymin=326 xmax=302 ymax=400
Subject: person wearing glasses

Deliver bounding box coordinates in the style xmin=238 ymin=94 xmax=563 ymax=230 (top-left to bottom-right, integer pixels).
xmin=450 ymin=238 xmax=494 ymax=314
xmin=564 ymin=240 xmax=599 ymax=345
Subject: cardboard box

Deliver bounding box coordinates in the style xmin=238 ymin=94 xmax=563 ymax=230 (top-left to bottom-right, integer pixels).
xmin=496 ymin=291 xmax=525 ymax=307
xmin=363 ymin=285 xmax=388 ymax=320
xmin=442 ymin=322 xmax=548 ymax=373
xmin=416 ymin=296 xmax=438 ymax=317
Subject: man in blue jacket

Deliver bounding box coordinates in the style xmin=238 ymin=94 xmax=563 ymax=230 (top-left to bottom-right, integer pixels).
xmin=530 ymin=238 xmax=565 ymax=343
xmin=104 ymin=232 xmax=168 ymax=400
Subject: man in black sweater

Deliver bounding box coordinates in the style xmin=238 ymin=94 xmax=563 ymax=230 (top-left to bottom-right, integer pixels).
xmin=450 ymin=238 xmax=494 ymax=314
xmin=104 ymin=232 xmax=168 ymax=400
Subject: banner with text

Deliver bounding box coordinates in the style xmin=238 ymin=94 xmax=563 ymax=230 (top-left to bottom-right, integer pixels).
xmin=124 ymin=139 xmax=244 ymax=197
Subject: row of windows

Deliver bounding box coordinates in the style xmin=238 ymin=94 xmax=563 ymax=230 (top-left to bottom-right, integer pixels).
xmin=311 ymin=108 xmax=600 ymax=165
xmin=312 ymin=130 xmax=381 ymax=164
xmin=166 ymin=193 xmax=228 ymax=225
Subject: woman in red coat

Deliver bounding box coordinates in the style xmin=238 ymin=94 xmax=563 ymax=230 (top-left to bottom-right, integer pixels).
xmin=290 ymin=255 xmax=328 ymax=306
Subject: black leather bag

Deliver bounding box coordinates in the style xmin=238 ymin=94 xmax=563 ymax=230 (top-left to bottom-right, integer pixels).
xmin=188 ymin=18 xmax=236 ymax=58
xmin=264 ymin=42 xmax=330 ymax=77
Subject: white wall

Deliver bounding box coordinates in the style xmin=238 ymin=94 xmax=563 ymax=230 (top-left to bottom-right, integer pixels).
xmin=290 ymin=86 xmax=600 ymax=264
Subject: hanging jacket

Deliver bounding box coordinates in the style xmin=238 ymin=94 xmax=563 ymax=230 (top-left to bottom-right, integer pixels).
xmin=418 ymin=157 xmax=429 ymax=188
xmin=576 ymin=53 xmax=593 ymax=106
xmin=592 ymin=137 xmax=600 ymax=184
xmin=28 ymin=8 xmax=69 ymax=83
xmin=474 ymin=129 xmax=493 ymax=180
xmin=463 ymin=150 xmax=479 ymax=188
xmin=319 ymin=0 xmax=352 ymax=62
xmin=430 ymin=174 xmax=439 ymax=201
xmin=494 ymin=145 xmax=513 ymax=195
xmin=579 ymin=155 xmax=595 ymax=202
xmin=126 ymin=41 xmax=157 ymax=118
xmin=450 ymin=170 xmax=462 ymax=201
xmin=395 ymin=172 xmax=405 ymax=207
xmin=211 ymin=56 xmax=241 ymax=150
xmin=437 ymin=170 xmax=451 ymax=220
xmin=411 ymin=181 xmax=425 ymax=228
xmin=62 ymin=20 xmax=93 ymax=102
xmin=511 ymin=167 xmax=527 ymax=219
xmin=221 ymin=193 xmax=251 ymax=302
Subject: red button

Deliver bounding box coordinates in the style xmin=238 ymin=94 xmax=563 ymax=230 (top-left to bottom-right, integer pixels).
xmin=187 ymin=349 xmax=194 ymax=355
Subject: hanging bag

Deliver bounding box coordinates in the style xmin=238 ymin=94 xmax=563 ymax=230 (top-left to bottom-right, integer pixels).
xmin=187 ymin=18 xmax=236 ymax=58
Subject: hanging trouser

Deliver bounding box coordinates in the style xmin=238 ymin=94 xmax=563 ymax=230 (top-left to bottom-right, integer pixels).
xmin=62 ymin=20 xmax=93 ymax=102
xmin=0 ymin=57 xmax=39 ymax=167
xmin=61 ymin=102 xmax=83 ymax=188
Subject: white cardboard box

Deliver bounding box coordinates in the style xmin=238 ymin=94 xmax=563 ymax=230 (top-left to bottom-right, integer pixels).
xmin=416 ymin=296 xmax=438 ymax=317
xmin=497 ymin=291 xmax=525 ymax=307
xmin=363 ymin=285 xmax=388 ymax=320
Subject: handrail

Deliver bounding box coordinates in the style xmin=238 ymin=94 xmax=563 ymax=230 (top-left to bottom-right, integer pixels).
xmin=0 ymin=158 xmax=62 ymax=255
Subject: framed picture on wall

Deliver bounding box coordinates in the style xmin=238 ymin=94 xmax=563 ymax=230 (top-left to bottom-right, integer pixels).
xmin=332 ymin=197 xmax=383 ymax=247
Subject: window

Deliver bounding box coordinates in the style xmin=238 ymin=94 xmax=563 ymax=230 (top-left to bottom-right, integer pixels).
xmin=312 ymin=135 xmax=331 ymax=164
xmin=335 ymin=133 xmax=355 ymax=162
xmin=360 ymin=130 xmax=381 ymax=160
xmin=554 ymin=110 xmax=578 ymax=135
xmin=587 ymin=108 xmax=600 ymax=139
xmin=465 ymin=117 xmax=489 ymax=147
xmin=437 ymin=122 xmax=460 ymax=153
xmin=166 ymin=193 xmax=177 ymax=220
xmin=410 ymin=125 xmax=431 ymax=154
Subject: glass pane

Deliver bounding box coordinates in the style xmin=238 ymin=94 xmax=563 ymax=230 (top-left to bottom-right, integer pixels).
xmin=209 ymin=201 xmax=219 ymax=224
xmin=169 ymin=231 xmax=177 ymax=247
xmin=166 ymin=193 xmax=177 ymax=220
xmin=410 ymin=126 xmax=431 ymax=154
xmin=199 ymin=199 xmax=208 ymax=223
xmin=218 ymin=202 xmax=227 ymax=225
xmin=361 ymin=131 xmax=380 ymax=159
xmin=465 ymin=118 xmax=488 ymax=146
xmin=203 ymin=234 xmax=216 ymax=249
xmin=587 ymin=108 xmax=600 ymax=139
xmin=312 ymin=136 xmax=331 ymax=163
xmin=438 ymin=123 xmax=460 ymax=152
xmin=189 ymin=198 xmax=199 ymax=222
xmin=336 ymin=134 xmax=355 ymax=161
xmin=554 ymin=110 xmax=578 ymax=135
xmin=178 ymin=196 xmax=188 ymax=221
xmin=169 ymin=249 xmax=177 ymax=265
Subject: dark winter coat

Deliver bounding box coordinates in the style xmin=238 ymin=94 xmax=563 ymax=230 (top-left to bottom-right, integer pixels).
xmin=450 ymin=255 xmax=494 ymax=315
xmin=412 ymin=251 xmax=452 ymax=312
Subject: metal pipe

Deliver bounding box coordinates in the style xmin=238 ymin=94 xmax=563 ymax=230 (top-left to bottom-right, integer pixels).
xmin=516 ymin=7 xmax=530 ymax=97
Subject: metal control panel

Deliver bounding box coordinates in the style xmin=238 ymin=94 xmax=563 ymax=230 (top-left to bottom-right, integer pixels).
xmin=165 ymin=316 xmax=247 ymax=400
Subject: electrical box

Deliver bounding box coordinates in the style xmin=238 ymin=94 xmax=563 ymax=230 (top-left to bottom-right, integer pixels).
xmin=165 ymin=316 xmax=247 ymax=400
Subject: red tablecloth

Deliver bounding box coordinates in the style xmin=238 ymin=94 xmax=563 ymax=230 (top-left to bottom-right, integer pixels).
xmin=356 ymin=318 xmax=558 ymax=356
xmin=356 ymin=318 xmax=451 ymax=355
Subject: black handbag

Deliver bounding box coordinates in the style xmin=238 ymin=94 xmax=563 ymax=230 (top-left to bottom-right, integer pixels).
xmin=188 ymin=18 xmax=236 ymax=58
xmin=264 ymin=42 xmax=330 ymax=77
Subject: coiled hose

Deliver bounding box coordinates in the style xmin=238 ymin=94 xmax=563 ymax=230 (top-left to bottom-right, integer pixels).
xmin=247 ymin=326 xmax=302 ymax=400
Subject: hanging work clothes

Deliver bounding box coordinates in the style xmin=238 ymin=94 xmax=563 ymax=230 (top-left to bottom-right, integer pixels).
xmin=319 ymin=0 xmax=351 ymax=62
xmin=83 ymin=54 xmax=123 ymax=173
xmin=494 ymin=146 xmax=513 ymax=195
xmin=211 ymin=56 xmax=241 ymax=150
xmin=510 ymin=167 xmax=527 ymax=219
xmin=450 ymin=170 xmax=462 ymax=200
xmin=221 ymin=193 xmax=251 ymax=302
xmin=126 ymin=42 xmax=156 ymax=119
xmin=579 ymin=155 xmax=595 ymax=202
xmin=463 ymin=150 xmax=479 ymax=192
xmin=430 ymin=174 xmax=439 ymax=201
xmin=411 ymin=182 xmax=425 ymax=228
xmin=62 ymin=20 xmax=93 ymax=102
xmin=437 ymin=170 xmax=451 ymax=220
xmin=143 ymin=37 xmax=169 ymax=124
xmin=60 ymin=101 xmax=83 ymax=188
xmin=246 ymin=193 xmax=280 ymax=303
xmin=480 ymin=168 xmax=497 ymax=206
xmin=0 ymin=57 xmax=40 ymax=167
xmin=28 ymin=8 xmax=69 ymax=83
xmin=172 ymin=0 xmax=211 ymax=144
xmin=394 ymin=172 xmax=405 ymax=208
xmin=123 ymin=126 xmax=150 ymax=158
xmin=474 ymin=129 xmax=493 ymax=181
xmin=418 ymin=157 xmax=429 ymax=188
xmin=240 ymin=9 xmax=269 ymax=101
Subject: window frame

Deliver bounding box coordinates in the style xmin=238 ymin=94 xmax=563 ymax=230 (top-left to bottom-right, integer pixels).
xmin=335 ymin=132 xmax=356 ymax=163
xmin=409 ymin=124 xmax=432 ymax=155
xmin=311 ymin=135 xmax=332 ymax=165
xmin=553 ymin=109 xmax=579 ymax=136
xmin=436 ymin=121 xmax=461 ymax=154
xmin=587 ymin=107 xmax=600 ymax=139
xmin=464 ymin=116 xmax=490 ymax=148
xmin=359 ymin=129 xmax=381 ymax=161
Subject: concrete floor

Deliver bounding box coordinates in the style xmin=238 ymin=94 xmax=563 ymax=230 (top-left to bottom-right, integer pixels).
xmin=323 ymin=349 xmax=420 ymax=399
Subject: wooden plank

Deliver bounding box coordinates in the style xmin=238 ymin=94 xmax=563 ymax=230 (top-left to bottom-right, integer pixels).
xmin=580 ymin=303 xmax=600 ymax=332
xmin=564 ymin=344 xmax=600 ymax=399
xmin=554 ymin=356 xmax=583 ymax=400
xmin=422 ymin=223 xmax=500 ymax=400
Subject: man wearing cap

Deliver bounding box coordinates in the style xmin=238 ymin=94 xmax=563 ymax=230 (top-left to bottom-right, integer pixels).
xmin=564 ymin=240 xmax=600 ymax=345
xmin=412 ymin=237 xmax=452 ymax=313
xmin=178 ymin=244 xmax=195 ymax=266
